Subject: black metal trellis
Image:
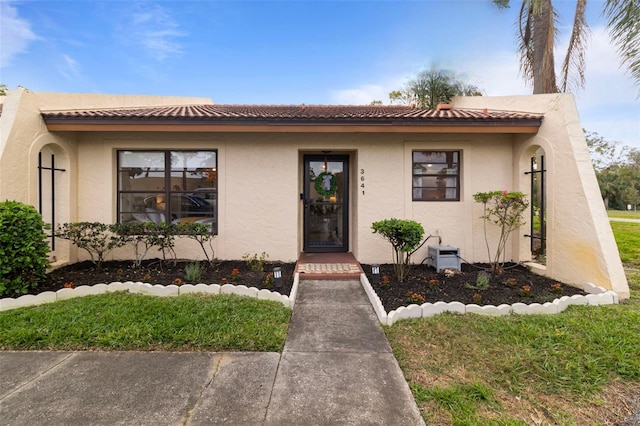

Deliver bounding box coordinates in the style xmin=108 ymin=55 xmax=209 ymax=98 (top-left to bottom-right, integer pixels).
xmin=38 ymin=152 xmax=66 ymax=249
xmin=524 ymin=154 xmax=546 ymax=257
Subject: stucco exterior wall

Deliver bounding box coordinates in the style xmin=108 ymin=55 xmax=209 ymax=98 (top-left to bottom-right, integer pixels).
xmin=69 ymin=131 xmax=520 ymax=266
xmin=455 ymin=94 xmax=629 ymax=298
xmin=0 ymin=91 xmax=628 ymax=298
xmin=1 ymin=91 xmax=211 ymax=204
xmin=0 ymin=90 xmax=212 ymax=263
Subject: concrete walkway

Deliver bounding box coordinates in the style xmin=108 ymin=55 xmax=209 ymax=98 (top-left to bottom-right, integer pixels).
xmin=0 ymin=280 xmax=424 ymax=425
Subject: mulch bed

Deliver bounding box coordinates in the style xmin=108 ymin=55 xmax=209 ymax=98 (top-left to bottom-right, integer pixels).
xmin=19 ymin=259 xmax=587 ymax=313
xmin=39 ymin=259 xmax=296 ymax=298
xmin=363 ymin=262 xmax=587 ymax=311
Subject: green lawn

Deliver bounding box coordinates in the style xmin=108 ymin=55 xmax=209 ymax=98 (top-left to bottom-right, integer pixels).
xmin=1 ymin=219 xmax=638 ymax=423
xmin=611 ymin=222 xmax=640 ymax=267
xmin=0 ymin=292 xmax=291 ymax=352
xmin=608 ymin=209 xmax=640 ymax=220
xmin=385 ymin=222 xmax=640 ymax=425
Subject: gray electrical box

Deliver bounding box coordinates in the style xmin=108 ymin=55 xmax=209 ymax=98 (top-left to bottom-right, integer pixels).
xmin=427 ymin=245 xmax=461 ymax=272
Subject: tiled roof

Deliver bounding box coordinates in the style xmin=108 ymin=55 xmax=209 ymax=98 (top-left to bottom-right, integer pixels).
xmin=41 ymin=104 xmax=543 ymax=126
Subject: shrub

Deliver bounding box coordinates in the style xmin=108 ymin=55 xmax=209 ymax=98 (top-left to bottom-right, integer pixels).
xmin=243 ymin=252 xmax=269 ymax=272
xmin=148 ymin=222 xmax=177 ymax=265
xmin=174 ymin=222 xmax=216 ymax=266
xmin=55 ymin=222 xmax=126 ymax=267
xmin=465 ymin=271 xmax=491 ymax=290
xmin=372 ymin=218 xmax=425 ymax=282
xmin=111 ymin=222 xmax=163 ymax=268
xmin=263 ymin=272 xmax=275 ymax=288
xmin=0 ymin=201 xmax=50 ymax=297
xmin=473 ymin=190 xmax=529 ymax=274
xmin=184 ymin=262 xmax=202 ymax=283
xmin=58 ymin=221 xmax=215 ymax=269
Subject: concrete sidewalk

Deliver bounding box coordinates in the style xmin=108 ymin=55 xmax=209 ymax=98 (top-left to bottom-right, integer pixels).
xmin=0 ymin=280 xmax=424 ymax=425
xmin=609 ymin=217 xmax=640 ymax=223
xmin=265 ymin=280 xmax=424 ymax=425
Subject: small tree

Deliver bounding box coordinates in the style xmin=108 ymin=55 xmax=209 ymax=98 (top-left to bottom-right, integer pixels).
xmin=473 ymin=191 xmax=529 ymax=273
xmin=371 ymin=218 xmax=425 ymax=282
xmin=389 ymin=68 xmax=482 ymax=109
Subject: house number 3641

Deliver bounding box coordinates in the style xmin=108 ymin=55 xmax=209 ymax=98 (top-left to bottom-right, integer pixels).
xmin=360 ymin=169 xmax=365 ymax=195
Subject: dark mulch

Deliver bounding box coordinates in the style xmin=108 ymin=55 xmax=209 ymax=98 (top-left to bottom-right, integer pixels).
xmin=38 ymin=259 xmax=295 ymax=297
xmin=19 ymin=259 xmax=586 ymax=313
xmin=363 ymin=262 xmax=587 ymax=311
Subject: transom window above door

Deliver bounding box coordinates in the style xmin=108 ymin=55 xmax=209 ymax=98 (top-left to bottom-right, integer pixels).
xmin=117 ymin=150 xmax=217 ymax=233
xmin=412 ymin=150 xmax=461 ymax=201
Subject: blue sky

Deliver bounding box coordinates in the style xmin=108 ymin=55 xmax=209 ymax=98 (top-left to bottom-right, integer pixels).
xmin=1 ymin=0 xmax=638 ymax=149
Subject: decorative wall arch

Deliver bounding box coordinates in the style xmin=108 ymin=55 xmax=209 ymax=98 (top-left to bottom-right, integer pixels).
xmin=29 ymin=135 xmax=76 ymax=263
xmin=514 ymin=137 xmax=553 ymax=266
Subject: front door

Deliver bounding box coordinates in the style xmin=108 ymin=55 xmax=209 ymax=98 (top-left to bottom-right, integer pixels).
xmin=303 ymin=155 xmax=349 ymax=252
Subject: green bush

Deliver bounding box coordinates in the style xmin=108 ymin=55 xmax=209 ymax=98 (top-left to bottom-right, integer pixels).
xmin=243 ymin=251 xmax=269 ymax=272
xmin=0 ymin=201 xmax=50 ymax=297
xmin=372 ymin=218 xmax=425 ymax=282
xmin=56 ymin=221 xmax=216 ymax=270
xmin=55 ymin=222 xmax=127 ymax=267
xmin=173 ymin=222 xmax=216 ymax=266
xmin=110 ymin=222 xmax=165 ymax=268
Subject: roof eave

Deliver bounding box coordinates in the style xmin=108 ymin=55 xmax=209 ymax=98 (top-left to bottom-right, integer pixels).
xmin=42 ymin=118 xmax=542 ymax=134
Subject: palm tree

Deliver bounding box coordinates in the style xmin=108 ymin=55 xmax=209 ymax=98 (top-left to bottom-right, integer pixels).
xmin=494 ymin=0 xmax=639 ymax=94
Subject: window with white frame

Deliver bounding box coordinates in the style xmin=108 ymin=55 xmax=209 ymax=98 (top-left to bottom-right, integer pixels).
xmin=412 ymin=150 xmax=460 ymax=201
xmin=117 ymin=150 xmax=217 ymax=233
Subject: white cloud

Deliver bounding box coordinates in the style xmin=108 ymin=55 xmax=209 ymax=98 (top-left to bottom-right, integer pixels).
xmin=567 ymin=26 xmax=639 ymax=148
xmin=330 ymin=72 xmax=430 ymax=105
xmin=458 ymin=52 xmax=530 ymax=97
xmin=574 ymin=26 xmax=638 ymax=107
xmin=331 ymin=52 xmax=530 ymax=106
xmin=331 ymin=84 xmax=391 ymax=105
xmin=124 ymin=3 xmax=186 ymax=62
xmin=57 ymin=54 xmax=79 ymax=80
xmin=0 ymin=0 xmax=38 ymax=67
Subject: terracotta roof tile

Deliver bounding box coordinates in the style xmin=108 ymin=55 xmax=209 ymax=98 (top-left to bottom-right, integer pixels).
xmin=41 ymin=104 xmax=543 ymax=125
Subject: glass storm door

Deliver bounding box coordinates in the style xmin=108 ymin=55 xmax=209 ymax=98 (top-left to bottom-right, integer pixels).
xmin=303 ymin=155 xmax=349 ymax=252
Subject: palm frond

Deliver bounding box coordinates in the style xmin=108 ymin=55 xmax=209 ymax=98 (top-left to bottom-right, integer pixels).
xmin=517 ymin=0 xmax=535 ymax=87
xmin=604 ymin=0 xmax=640 ymax=92
xmin=493 ymin=0 xmax=511 ymax=9
xmin=560 ymin=0 xmax=589 ymax=92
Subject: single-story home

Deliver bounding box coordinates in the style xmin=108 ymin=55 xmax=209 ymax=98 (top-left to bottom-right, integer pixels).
xmin=0 ymin=89 xmax=629 ymax=298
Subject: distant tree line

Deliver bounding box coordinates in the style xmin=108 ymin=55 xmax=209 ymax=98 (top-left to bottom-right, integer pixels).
xmin=586 ymin=131 xmax=640 ymax=210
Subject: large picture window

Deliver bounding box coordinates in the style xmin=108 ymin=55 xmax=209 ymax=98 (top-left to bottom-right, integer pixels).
xmin=412 ymin=150 xmax=460 ymax=201
xmin=117 ymin=150 xmax=217 ymax=233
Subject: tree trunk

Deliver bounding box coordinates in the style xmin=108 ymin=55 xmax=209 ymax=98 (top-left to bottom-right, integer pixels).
xmin=532 ymin=0 xmax=559 ymax=93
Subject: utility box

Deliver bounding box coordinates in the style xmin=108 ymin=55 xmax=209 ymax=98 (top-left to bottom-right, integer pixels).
xmin=427 ymin=245 xmax=461 ymax=273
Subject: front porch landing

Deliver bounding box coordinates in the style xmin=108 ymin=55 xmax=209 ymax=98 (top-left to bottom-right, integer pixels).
xmin=295 ymin=252 xmax=364 ymax=280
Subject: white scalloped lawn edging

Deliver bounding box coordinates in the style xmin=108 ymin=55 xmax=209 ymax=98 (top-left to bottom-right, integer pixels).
xmin=0 ymin=278 xmax=299 ymax=312
xmin=359 ymin=273 xmax=620 ymax=326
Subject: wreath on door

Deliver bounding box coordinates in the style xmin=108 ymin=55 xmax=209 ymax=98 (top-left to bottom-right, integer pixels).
xmin=314 ymin=171 xmax=338 ymax=197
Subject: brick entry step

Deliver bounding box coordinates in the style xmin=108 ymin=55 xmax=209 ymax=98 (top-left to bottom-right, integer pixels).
xmin=295 ymin=253 xmax=364 ymax=280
